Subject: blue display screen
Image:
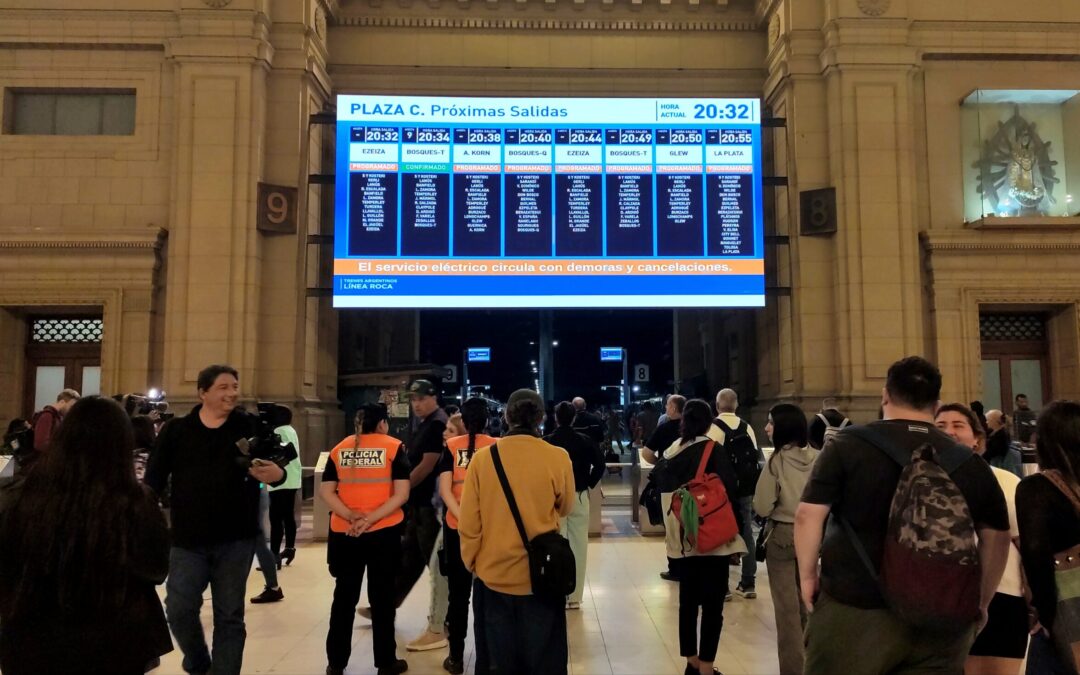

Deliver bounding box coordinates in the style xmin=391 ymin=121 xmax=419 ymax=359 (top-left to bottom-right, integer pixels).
xmin=467 ymin=348 xmax=491 ymax=362
xmin=334 ymin=96 xmax=765 ymax=308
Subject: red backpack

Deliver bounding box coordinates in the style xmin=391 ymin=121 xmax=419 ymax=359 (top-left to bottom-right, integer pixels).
xmin=670 ymin=441 xmax=740 ymax=554
xmin=29 ymin=407 xmax=61 ymax=453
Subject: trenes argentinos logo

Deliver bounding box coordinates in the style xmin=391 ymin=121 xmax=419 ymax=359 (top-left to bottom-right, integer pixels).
xmin=339 ymin=448 xmax=387 ymax=468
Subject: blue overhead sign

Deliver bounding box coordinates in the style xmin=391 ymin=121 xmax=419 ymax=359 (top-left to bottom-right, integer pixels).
xmin=467 ymin=347 xmax=491 ymax=362
xmin=600 ymin=347 xmax=623 ymax=362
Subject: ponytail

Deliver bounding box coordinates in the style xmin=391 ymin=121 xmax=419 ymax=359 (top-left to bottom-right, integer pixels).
xmin=461 ymin=397 xmax=489 ymax=460
xmin=353 ymin=409 xmax=365 ymax=451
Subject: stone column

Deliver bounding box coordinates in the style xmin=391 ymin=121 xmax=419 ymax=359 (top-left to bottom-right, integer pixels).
xmin=161 ymin=1 xmax=272 ymax=402
xmin=759 ymin=0 xmax=924 ymax=420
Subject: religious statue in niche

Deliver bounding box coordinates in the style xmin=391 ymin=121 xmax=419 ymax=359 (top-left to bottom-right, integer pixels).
xmin=975 ymin=107 xmax=1059 ymax=217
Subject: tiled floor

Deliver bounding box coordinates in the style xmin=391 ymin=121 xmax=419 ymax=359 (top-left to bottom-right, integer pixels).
xmin=153 ymin=534 xmax=782 ymax=675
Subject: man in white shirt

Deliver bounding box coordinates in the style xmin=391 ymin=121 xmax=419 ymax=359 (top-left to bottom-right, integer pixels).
xmin=707 ymin=388 xmax=761 ymax=599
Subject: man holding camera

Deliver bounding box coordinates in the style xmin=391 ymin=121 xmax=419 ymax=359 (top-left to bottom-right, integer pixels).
xmin=145 ymin=365 xmax=285 ymax=675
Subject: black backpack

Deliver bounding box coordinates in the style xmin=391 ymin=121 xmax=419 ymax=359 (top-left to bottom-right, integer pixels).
xmin=714 ymin=418 xmax=760 ymax=497
xmin=639 ymin=457 xmax=674 ymax=526
xmin=490 ymin=443 xmax=576 ymax=603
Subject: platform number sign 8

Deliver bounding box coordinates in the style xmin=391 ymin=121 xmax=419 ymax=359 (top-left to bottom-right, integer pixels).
xmin=635 ymin=364 xmax=650 ymax=383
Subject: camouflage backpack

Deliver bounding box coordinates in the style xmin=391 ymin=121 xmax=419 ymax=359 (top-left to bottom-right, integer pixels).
xmin=841 ymin=425 xmax=981 ymax=632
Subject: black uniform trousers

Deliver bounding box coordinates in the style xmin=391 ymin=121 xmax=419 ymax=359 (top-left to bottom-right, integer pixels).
xmin=442 ymin=523 xmax=475 ymax=663
xmin=326 ymin=524 xmax=402 ymax=670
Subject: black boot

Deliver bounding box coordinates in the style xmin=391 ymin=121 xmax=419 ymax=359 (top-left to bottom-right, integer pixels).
xmin=281 ymin=546 xmax=297 ymax=566
xmin=377 ymin=658 xmax=409 ymax=675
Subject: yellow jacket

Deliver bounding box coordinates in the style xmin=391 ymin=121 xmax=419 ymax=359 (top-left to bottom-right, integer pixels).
xmin=458 ymin=432 xmax=575 ymax=595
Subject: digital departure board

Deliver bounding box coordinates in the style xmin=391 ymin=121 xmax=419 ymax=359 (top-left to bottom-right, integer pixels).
xmin=334 ymin=96 xmax=765 ymax=308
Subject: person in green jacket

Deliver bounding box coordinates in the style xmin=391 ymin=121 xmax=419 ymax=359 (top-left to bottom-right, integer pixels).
xmin=269 ymin=408 xmax=302 ymax=566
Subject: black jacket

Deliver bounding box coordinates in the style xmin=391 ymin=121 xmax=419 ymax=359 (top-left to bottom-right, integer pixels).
xmin=544 ymin=426 xmax=606 ymax=492
xmin=985 ymin=428 xmax=1011 ymax=462
xmin=571 ymin=410 xmax=605 ymax=445
xmin=145 ymin=405 xmax=277 ymax=548
xmin=0 ymin=480 xmax=173 ymax=674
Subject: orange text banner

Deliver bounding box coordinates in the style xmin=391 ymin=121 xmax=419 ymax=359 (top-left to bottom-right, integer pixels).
xmin=335 ymin=258 xmax=763 ymax=276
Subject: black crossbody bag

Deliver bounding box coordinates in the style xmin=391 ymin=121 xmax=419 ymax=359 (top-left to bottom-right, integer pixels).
xmin=490 ymin=443 xmax=576 ymax=603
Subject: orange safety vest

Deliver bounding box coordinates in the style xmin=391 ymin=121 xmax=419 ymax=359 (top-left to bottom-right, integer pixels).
xmin=327 ymin=433 xmax=404 ymax=534
xmin=443 ymin=433 xmax=496 ymax=529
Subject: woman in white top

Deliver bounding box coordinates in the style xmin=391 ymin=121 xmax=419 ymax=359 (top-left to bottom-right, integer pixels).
xmin=936 ymin=403 xmax=1026 ymax=675
xmin=752 ymin=403 xmax=819 ymax=675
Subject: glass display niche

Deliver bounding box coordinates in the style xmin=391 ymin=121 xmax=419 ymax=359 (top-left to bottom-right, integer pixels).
xmin=962 ymin=89 xmax=1080 ymax=222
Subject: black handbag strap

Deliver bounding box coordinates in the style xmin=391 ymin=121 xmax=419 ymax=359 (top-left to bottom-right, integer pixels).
xmin=839 ymin=515 xmax=881 ymax=585
xmin=844 ymin=424 xmax=971 ymax=474
xmin=490 ymin=443 xmax=531 ymax=552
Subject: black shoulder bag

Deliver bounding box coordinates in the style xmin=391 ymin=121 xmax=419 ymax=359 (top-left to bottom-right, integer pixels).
xmin=490 ymin=443 xmax=577 ymax=603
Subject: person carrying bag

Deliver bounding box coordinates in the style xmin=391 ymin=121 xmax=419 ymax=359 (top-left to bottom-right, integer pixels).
xmin=491 ymin=444 xmax=576 ymax=603
xmin=457 ymin=388 xmax=576 ymax=675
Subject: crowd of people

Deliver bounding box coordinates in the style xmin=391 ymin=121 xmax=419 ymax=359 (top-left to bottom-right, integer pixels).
xmin=4 ymin=354 xmax=1080 ymax=675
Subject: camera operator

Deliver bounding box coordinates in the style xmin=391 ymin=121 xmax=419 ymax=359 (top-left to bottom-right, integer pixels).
xmin=145 ymin=364 xmax=284 ymax=675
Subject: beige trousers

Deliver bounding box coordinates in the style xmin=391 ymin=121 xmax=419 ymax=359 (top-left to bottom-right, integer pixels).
xmin=766 ymin=522 xmax=807 ymax=675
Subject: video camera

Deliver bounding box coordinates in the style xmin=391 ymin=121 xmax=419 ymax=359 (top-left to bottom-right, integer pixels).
xmin=235 ymin=402 xmax=298 ymax=470
xmin=124 ymin=389 xmax=174 ymax=422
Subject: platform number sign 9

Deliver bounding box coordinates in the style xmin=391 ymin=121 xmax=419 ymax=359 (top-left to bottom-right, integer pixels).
xmin=257 ymin=182 xmax=298 ymax=234
xmin=635 ymin=364 xmax=650 ymax=383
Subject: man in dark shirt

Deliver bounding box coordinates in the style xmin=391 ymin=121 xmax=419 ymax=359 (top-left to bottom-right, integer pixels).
xmin=1013 ymin=393 xmax=1037 ymax=444
xmin=544 ymin=401 xmax=605 ymax=608
xmin=641 ymin=395 xmax=685 ymax=582
xmin=145 ymin=364 xmax=284 ymax=675
xmin=642 ymin=395 xmax=685 ymax=463
xmin=570 ymin=397 xmax=604 ymax=445
xmin=395 ymin=379 xmax=447 ymax=608
xmin=635 ymin=401 xmax=660 ymax=446
xmin=795 ymin=356 xmax=1010 ymax=674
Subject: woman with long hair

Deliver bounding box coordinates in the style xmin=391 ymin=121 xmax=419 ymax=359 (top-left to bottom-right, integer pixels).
xmin=437 ymin=397 xmax=497 ymax=674
xmin=0 ymin=396 xmax=172 ymax=674
xmin=753 ymin=403 xmax=818 ymax=675
xmin=1017 ymin=400 xmax=1080 ymax=674
xmin=935 ymin=403 xmax=1027 ymax=675
xmin=662 ymin=398 xmax=746 ymax=675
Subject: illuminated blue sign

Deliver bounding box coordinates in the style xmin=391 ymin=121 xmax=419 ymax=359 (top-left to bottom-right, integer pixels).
xmin=600 ymin=347 xmax=623 ymax=362
xmin=467 ymin=348 xmax=491 ymax=362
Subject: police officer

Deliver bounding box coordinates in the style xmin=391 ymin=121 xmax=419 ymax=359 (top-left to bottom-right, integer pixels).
xmin=321 ymin=403 xmax=411 ymax=675
xmin=436 ymin=397 xmax=498 ymax=675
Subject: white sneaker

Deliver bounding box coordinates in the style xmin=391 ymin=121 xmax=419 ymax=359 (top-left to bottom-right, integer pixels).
xmin=566 ymin=601 xmax=581 ymax=610
xmin=406 ymin=629 xmax=448 ymax=652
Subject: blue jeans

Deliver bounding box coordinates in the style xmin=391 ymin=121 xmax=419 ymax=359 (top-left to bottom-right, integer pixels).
xmin=165 ymin=538 xmax=256 ymax=675
xmin=1027 ymin=631 xmax=1071 ymax=675
xmin=735 ymin=496 xmax=756 ymax=587
xmin=253 ymin=489 xmax=279 ymax=589
xmin=473 ymin=579 xmax=567 ymax=675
